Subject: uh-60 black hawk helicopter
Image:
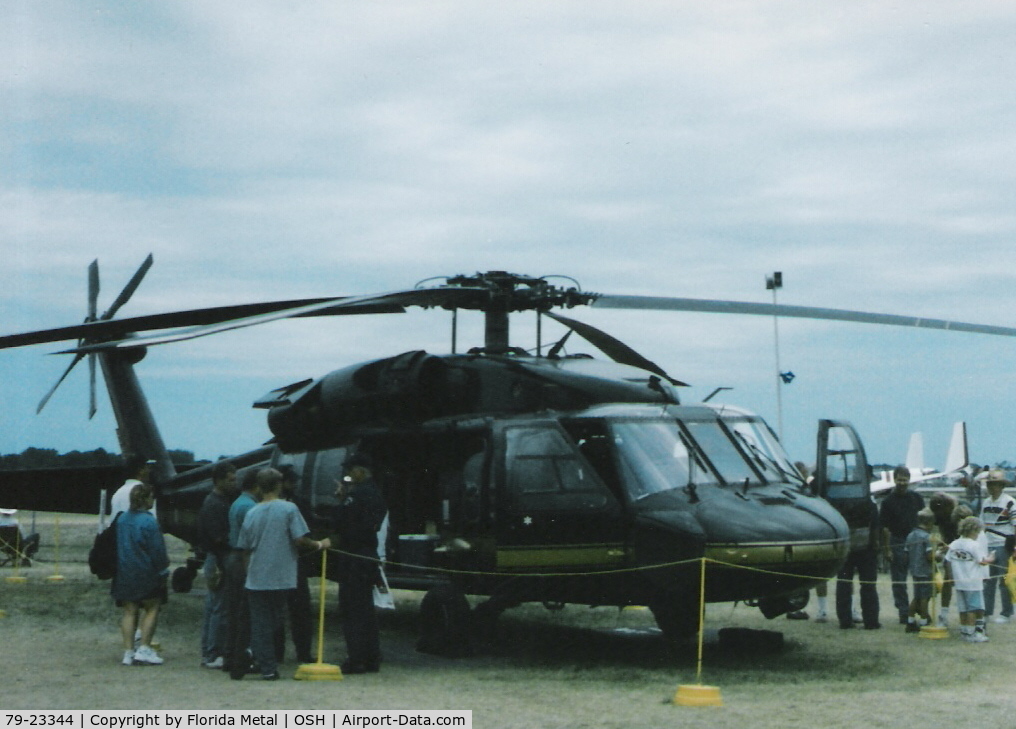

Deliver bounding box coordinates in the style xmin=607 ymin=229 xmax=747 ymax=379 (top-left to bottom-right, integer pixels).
xmin=4 ymin=257 xmax=1016 ymax=652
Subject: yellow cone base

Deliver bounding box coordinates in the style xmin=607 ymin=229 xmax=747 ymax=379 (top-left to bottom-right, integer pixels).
xmin=46 ymin=575 xmax=65 ymax=583
xmin=294 ymin=662 xmax=344 ymax=681
xmin=0 ymin=609 xmax=7 ymax=618
xmin=5 ymin=576 xmax=27 ymax=584
xmin=673 ymin=684 xmax=723 ymax=707
xmin=919 ymin=625 xmax=949 ymax=640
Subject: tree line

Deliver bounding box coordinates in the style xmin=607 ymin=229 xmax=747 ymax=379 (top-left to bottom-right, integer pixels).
xmin=0 ymin=447 xmax=197 ymax=470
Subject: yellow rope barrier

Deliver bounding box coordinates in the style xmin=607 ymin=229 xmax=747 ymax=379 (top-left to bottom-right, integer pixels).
xmin=324 ymin=546 xmax=847 ymax=581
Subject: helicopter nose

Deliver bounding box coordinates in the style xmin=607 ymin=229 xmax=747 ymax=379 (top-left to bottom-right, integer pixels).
xmin=632 ymin=488 xmax=849 ymax=604
xmin=696 ymin=489 xmax=849 ymax=601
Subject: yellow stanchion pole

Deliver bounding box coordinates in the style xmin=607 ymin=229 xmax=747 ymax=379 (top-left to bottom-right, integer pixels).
xmin=920 ymin=541 xmax=947 ymax=640
xmin=46 ymin=515 xmax=65 ymax=583
xmin=673 ymin=557 xmax=723 ymax=707
xmin=294 ymin=549 xmax=343 ymax=681
xmin=1005 ymin=556 xmax=1016 ymax=605
xmin=5 ymin=532 xmax=28 ymax=584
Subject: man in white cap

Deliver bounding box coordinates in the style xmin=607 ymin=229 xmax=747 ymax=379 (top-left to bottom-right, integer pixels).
xmin=111 ymin=454 xmax=157 ymax=519
xmin=0 ymin=508 xmax=40 ymax=566
xmin=978 ymin=468 xmax=1016 ymax=624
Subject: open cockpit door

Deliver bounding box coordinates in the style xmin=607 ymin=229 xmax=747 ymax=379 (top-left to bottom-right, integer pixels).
xmin=813 ymin=420 xmax=874 ymax=550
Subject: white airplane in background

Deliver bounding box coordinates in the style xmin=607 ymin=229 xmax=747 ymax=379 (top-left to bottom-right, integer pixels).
xmin=871 ymin=421 xmax=969 ymax=497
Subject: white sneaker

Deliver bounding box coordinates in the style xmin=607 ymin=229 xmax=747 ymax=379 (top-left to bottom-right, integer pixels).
xmin=937 ymin=615 xmax=948 ymax=628
xmin=202 ymin=656 xmax=224 ymax=669
xmin=971 ymin=632 xmax=990 ymax=642
xmin=122 ymin=650 xmax=135 ymax=666
xmin=993 ymin=615 xmax=1010 ymax=624
xmin=133 ymin=645 xmax=164 ymax=665
xmin=815 ymin=611 xmax=828 ymax=623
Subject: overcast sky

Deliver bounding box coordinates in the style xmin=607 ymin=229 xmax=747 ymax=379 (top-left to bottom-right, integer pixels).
xmin=2 ymin=1 xmax=1014 ymax=469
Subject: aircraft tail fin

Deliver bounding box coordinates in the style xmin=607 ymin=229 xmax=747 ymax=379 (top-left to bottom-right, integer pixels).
xmin=944 ymin=421 xmax=968 ymax=474
xmin=905 ymin=432 xmax=925 ymax=473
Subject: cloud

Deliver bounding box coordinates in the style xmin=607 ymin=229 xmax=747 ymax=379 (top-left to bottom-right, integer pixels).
xmin=1 ymin=1 xmax=1014 ymax=463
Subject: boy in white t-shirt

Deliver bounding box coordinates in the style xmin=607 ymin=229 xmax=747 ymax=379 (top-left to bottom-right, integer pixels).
xmin=945 ymin=516 xmax=995 ymax=643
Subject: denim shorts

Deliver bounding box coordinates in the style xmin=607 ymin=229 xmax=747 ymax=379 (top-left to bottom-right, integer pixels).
xmin=912 ymin=580 xmax=933 ymax=601
xmin=955 ymin=589 xmax=985 ymax=613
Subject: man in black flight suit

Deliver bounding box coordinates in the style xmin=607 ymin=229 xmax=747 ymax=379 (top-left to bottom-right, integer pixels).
xmin=331 ymin=452 xmax=387 ymax=674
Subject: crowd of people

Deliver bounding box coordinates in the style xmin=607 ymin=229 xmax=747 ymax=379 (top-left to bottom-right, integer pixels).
xmin=103 ymin=452 xmax=1016 ymax=676
xmin=802 ymin=465 xmax=1016 ymax=643
xmin=110 ymin=452 xmax=385 ymax=678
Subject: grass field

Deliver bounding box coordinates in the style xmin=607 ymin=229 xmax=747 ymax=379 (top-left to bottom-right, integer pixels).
xmin=1 ymin=514 xmax=1013 ymax=728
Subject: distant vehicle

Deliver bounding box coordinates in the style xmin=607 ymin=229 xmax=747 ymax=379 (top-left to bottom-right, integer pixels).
xmin=871 ymin=421 xmax=969 ymax=497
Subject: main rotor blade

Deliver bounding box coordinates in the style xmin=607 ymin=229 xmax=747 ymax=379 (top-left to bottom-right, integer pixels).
xmin=60 ymin=287 xmax=484 ymax=353
xmin=592 ymin=295 xmax=1016 ymax=338
xmin=102 ymin=253 xmax=153 ymax=320
xmin=36 ymin=352 xmax=85 ymax=414
xmin=545 ymin=311 xmax=687 ymax=386
xmin=87 ymin=260 xmax=99 ymax=321
xmin=0 ymin=297 xmax=406 ymax=350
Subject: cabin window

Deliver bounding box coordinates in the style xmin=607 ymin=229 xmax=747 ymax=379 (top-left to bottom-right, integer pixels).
xmin=310 ymin=447 xmax=349 ymax=510
xmin=505 ymin=426 xmax=610 ymax=510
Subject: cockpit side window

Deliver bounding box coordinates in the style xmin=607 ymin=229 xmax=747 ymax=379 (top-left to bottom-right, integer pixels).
xmin=562 ymin=419 xmax=625 ymax=504
xmin=505 ymin=425 xmax=610 ymax=510
xmin=822 ymin=425 xmax=868 ymax=501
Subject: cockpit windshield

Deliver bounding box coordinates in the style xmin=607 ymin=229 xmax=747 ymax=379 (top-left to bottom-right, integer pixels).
xmin=610 ymin=415 xmax=801 ymax=500
xmin=727 ymin=417 xmax=805 ymax=487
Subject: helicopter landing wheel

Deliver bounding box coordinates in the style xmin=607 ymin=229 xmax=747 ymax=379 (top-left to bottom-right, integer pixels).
xmin=416 ymin=584 xmax=473 ymax=658
xmin=171 ymin=565 xmax=194 ymax=593
xmin=648 ymin=591 xmax=697 ymax=648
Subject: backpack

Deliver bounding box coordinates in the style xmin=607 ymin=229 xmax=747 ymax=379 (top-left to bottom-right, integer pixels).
xmin=89 ymin=513 xmax=120 ymax=580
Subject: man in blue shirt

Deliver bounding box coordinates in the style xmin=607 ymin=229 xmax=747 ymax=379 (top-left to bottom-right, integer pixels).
xmin=237 ymin=468 xmax=329 ymax=680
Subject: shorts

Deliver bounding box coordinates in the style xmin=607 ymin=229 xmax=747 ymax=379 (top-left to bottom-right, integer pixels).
xmin=116 ymin=578 xmax=169 ymax=607
xmin=955 ymin=589 xmax=984 ymax=614
xmin=912 ymin=579 xmax=933 ymax=601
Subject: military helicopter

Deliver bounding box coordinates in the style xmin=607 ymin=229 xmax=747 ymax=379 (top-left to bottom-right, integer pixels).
xmin=3 ymin=257 xmax=1013 ymax=651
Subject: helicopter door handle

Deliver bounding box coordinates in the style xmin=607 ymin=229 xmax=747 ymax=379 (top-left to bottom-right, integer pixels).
xmin=606 ymin=548 xmax=625 ymax=558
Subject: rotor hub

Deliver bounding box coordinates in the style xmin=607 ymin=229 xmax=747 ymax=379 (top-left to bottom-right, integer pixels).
xmin=435 ymin=271 xmax=597 ymax=313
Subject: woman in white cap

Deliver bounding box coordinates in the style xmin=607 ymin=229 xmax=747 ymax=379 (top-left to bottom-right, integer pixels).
xmin=112 ymin=482 xmax=169 ymax=666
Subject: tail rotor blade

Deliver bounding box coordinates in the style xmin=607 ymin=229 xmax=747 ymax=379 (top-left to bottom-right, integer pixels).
xmin=88 ymin=352 xmax=97 ymax=419
xmin=87 ymin=260 xmax=100 ymax=321
xmin=36 ymin=352 xmax=85 ymax=414
xmin=102 ymin=253 xmax=153 ymax=320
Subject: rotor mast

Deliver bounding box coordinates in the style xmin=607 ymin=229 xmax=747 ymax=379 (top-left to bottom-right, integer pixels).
xmin=441 ymin=271 xmax=594 ymax=355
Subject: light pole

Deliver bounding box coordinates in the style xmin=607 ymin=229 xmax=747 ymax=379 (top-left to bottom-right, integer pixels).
xmin=766 ymin=271 xmax=784 ymax=441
